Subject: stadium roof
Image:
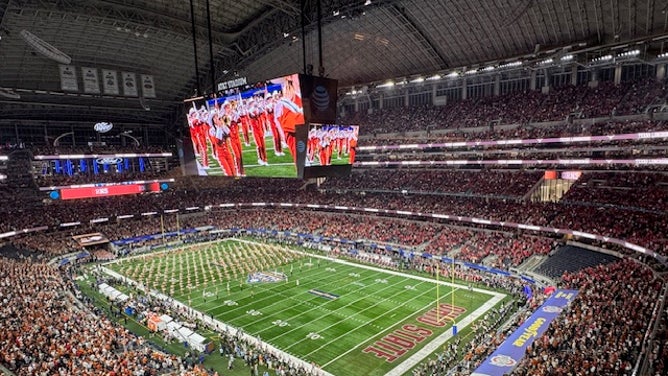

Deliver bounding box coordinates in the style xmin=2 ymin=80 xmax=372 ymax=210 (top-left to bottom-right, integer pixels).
xmin=0 ymin=0 xmax=667 ymax=129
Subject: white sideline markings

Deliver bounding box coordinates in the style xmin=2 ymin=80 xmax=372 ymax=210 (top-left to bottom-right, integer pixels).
xmin=281 ymin=280 xmax=433 ymax=349
xmin=311 ymin=284 xmax=451 ymax=361
xmin=245 ymin=273 xmax=403 ymax=334
xmin=106 ymin=238 xmax=506 ymax=375
xmin=385 ymin=293 xmax=505 ymax=376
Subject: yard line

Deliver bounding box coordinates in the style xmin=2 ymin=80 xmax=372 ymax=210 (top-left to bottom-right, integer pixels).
xmin=193 ymin=260 xmax=360 ymax=312
xmin=306 ymin=283 xmax=453 ymax=359
xmin=254 ymin=273 xmax=415 ymax=338
xmin=193 ymin=263 xmax=351 ymax=315
xmin=224 ymin=267 xmax=387 ymax=326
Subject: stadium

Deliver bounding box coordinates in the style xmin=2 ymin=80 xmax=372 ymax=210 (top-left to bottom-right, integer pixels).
xmin=0 ymin=0 xmax=667 ymax=375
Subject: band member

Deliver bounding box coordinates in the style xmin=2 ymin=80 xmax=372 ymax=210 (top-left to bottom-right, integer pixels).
xmin=239 ymin=98 xmax=251 ymax=146
xmin=348 ymin=127 xmax=358 ymax=164
xmin=265 ymin=94 xmax=285 ymax=156
xmin=188 ymin=107 xmax=209 ymax=168
xmin=210 ymin=106 xmax=236 ymax=176
xmin=274 ymin=74 xmax=305 ymax=164
xmin=228 ymin=101 xmax=245 ymax=176
xmin=319 ymin=128 xmax=333 ymax=166
xmin=307 ymin=127 xmax=318 ymax=165
xmin=248 ymin=99 xmax=268 ymax=165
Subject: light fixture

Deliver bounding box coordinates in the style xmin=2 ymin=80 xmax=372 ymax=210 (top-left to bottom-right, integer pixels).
xmin=560 ymin=54 xmax=574 ymax=61
xmin=538 ymin=58 xmax=553 ymax=65
xmin=499 ymin=61 xmax=522 ymax=68
xmin=591 ymin=54 xmax=613 ymax=63
xmin=364 ymin=0 xmax=372 ymax=5
xmin=446 ymin=71 xmax=459 ymax=78
xmin=410 ymin=77 xmax=425 ymax=83
xmin=427 ymin=74 xmax=442 ymax=81
xmin=377 ymin=80 xmax=395 ymax=88
xmin=482 ymin=65 xmax=496 ymax=72
xmin=617 ymin=49 xmax=640 ymax=58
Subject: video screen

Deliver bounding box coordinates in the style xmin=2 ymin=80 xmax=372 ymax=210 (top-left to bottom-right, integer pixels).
xmin=303 ymin=124 xmax=358 ymax=179
xmin=306 ymin=124 xmax=359 ymax=167
xmin=186 ymin=73 xmax=306 ymax=178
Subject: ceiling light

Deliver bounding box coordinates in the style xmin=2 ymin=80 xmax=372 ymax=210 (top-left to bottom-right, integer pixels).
xmin=560 ymin=54 xmax=574 ymax=61
xmin=499 ymin=61 xmax=522 ymax=68
xmin=410 ymin=77 xmax=425 ymax=83
xmin=427 ymin=74 xmax=442 ymax=80
xmin=377 ymin=80 xmax=395 ymax=88
xmin=364 ymin=0 xmax=372 ymax=5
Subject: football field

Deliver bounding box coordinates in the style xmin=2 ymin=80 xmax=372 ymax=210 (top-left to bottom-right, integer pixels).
xmin=106 ymin=239 xmax=505 ymax=376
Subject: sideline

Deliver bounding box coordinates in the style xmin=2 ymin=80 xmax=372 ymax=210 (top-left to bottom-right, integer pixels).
xmin=101 ymin=238 xmax=507 ymax=376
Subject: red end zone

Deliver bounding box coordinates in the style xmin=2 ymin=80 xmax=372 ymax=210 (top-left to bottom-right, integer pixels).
xmin=363 ymin=304 xmax=466 ymax=363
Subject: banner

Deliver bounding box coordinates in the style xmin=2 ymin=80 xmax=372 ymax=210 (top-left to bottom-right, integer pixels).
xmin=59 ymin=65 xmax=78 ymax=92
xmin=122 ymin=72 xmax=138 ymax=96
xmin=472 ymin=289 xmax=579 ymax=376
xmin=81 ymin=67 xmax=100 ymax=94
xmin=102 ymin=69 xmax=119 ymax=95
xmin=140 ymin=74 xmax=156 ymax=98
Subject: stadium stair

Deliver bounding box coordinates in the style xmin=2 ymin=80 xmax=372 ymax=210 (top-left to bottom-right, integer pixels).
xmin=516 ymin=254 xmax=547 ymax=273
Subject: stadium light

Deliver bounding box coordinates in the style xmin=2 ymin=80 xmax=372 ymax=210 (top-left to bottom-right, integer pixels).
xmin=560 ymin=54 xmax=574 ymax=62
xmin=659 ymin=52 xmax=668 ymax=59
xmin=591 ymin=54 xmax=613 ymax=63
xmin=410 ymin=77 xmax=425 ymax=83
xmin=427 ymin=74 xmax=442 ymax=80
xmin=482 ymin=66 xmax=496 ymax=72
xmin=377 ymin=80 xmax=395 ymax=88
xmin=617 ymin=49 xmax=640 ymax=58
xmin=499 ymin=61 xmax=522 ymax=69
xmin=538 ymin=58 xmax=553 ymax=65
xmin=364 ymin=0 xmax=372 ymax=5
xmin=465 ymin=69 xmax=478 ymax=75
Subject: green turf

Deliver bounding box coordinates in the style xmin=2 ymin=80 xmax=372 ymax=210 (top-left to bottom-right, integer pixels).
xmin=106 ymin=239 xmax=499 ymax=375
xmin=195 ymin=132 xmax=298 ymax=178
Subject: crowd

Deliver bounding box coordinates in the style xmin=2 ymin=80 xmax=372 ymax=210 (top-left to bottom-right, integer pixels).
xmin=340 ymin=77 xmax=666 ymax=135
xmin=0 ymin=258 xmax=191 ymax=375
xmin=562 ymin=172 xmax=668 ymax=212
xmin=360 ymin=118 xmax=666 ymax=146
xmin=4 ymin=175 xmax=667 ymax=259
xmin=323 ymin=170 xmax=543 ymax=198
xmin=456 ymin=232 xmax=554 ymax=268
xmin=511 ymin=259 xmax=662 ymax=375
